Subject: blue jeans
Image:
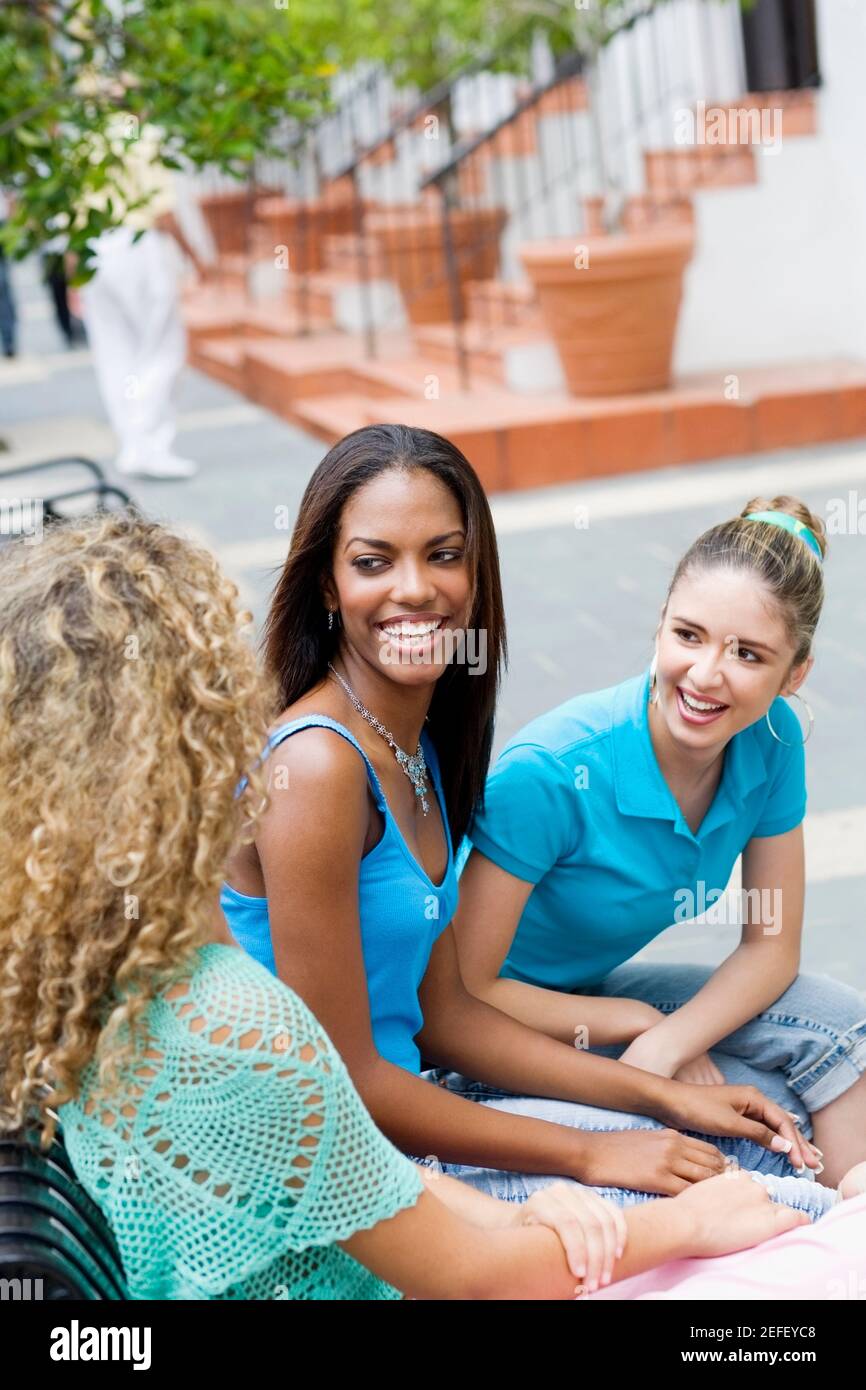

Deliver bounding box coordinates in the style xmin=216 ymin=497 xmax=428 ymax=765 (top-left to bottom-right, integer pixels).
xmin=412 ymin=966 xmax=866 ymax=1220
xmin=584 ymin=962 xmax=866 ymax=1120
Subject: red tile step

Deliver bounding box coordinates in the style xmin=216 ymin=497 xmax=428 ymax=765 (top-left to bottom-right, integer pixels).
xmin=241 ymin=299 xmax=333 ymax=338
xmin=462 ymin=107 xmax=539 ymax=158
xmin=322 ymin=232 xmax=392 ymax=277
xmin=696 ymin=89 xmax=817 ymax=141
xmin=189 ymin=336 xmax=250 ymax=393
xmin=283 ymin=358 xmax=866 ymax=493
xmin=280 ymin=268 xmax=378 ymax=322
xmin=241 ymin=334 xmax=379 ymax=418
xmin=205 ymin=253 xmax=251 ymax=294
xmin=182 ymin=287 xmax=251 ymax=346
xmin=239 ymin=333 xmax=451 ymax=420
xmin=644 ymin=144 xmax=757 ymax=196
xmin=513 ymin=75 xmax=589 ymax=117
xmin=291 ymin=392 xmax=380 ymax=440
xmin=352 ymin=353 xmax=467 ymax=399
xmin=464 ymin=278 xmax=541 ymax=327
xmin=412 ymin=319 xmax=551 ymax=385
xmin=183 ymin=292 xmax=866 ymax=492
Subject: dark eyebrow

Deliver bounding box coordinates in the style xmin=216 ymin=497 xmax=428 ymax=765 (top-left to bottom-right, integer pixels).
xmin=671 ymin=616 xmax=778 ymax=655
xmin=343 ymin=530 xmax=465 ymax=554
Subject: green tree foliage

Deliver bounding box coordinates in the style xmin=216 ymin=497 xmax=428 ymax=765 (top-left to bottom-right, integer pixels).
xmin=0 ymin=0 xmax=332 ymax=271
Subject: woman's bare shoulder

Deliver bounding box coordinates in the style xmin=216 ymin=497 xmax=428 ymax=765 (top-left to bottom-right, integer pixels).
xmin=264 ymin=687 xmax=368 ymax=797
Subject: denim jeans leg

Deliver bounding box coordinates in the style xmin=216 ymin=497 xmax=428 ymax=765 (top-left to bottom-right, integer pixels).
xmin=587 ymin=961 xmax=866 ymax=1123
xmin=413 ymin=1071 xmax=837 ymax=1218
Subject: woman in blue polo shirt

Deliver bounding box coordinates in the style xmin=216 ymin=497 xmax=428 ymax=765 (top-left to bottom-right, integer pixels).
xmin=451 ymin=496 xmax=866 ymax=1193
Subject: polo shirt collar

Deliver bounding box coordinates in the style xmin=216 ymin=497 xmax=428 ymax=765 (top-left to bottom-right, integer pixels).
xmin=610 ymin=666 xmax=766 ymax=839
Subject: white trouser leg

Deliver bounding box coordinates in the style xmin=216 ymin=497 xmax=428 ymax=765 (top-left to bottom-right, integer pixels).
xmin=81 ymin=228 xmax=186 ymax=467
xmin=132 ymin=231 xmax=186 ymax=462
xmin=80 ymin=230 xmax=142 ymax=462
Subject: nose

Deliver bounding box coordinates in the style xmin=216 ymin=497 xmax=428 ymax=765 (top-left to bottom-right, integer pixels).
xmin=388 ymin=557 xmax=438 ymax=608
xmin=687 ymin=645 xmax=727 ymax=694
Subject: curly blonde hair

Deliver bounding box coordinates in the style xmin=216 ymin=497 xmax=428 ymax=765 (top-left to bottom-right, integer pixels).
xmin=0 ymin=511 xmax=273 ymax=1145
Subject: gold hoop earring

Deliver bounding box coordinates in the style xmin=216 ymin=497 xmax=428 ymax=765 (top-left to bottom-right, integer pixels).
xmin=765 ymin=691 xmax=814 ymax=746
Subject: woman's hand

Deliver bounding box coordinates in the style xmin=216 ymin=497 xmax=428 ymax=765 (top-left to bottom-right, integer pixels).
xmin=658 ymin=1081 xmax=820 ymax=1172
xmin=577 ymin=1127 xmax=727 ymax=1196
xmin=673 ymin=1171 xmax=811 ymax=1256
xmin=518 ymin=1182 xmax=628 ymax=1292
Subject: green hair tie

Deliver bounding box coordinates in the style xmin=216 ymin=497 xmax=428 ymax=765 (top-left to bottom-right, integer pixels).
xmin=745 ymin=510 xmax=823 ymax=562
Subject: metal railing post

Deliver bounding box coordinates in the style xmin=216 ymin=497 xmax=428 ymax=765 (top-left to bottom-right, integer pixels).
xmin=436 ymin=177 xmax=470 ymax=393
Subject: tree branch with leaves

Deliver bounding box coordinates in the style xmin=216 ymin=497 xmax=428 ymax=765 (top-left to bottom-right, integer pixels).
xmin=0 ymin=0 xmax=335 ymax=275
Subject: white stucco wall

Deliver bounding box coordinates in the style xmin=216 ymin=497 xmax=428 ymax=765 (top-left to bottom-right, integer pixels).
xmin=674 ymin=0 xmax=866 ymax=372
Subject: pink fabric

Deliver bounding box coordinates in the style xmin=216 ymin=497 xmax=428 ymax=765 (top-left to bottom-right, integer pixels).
xmin=585 ymin=1192 xmax=866 ymax=1300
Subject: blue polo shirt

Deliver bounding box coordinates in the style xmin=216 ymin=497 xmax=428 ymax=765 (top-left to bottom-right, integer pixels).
xmin=467 ymin=666 xmax=807 ymax=990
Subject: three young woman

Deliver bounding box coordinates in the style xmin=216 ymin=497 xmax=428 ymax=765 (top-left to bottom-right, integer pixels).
xmin=9 ymin=509 xmax=860 ymax=1301
xmin=220 ymin=424 xmax=854 ymax=1216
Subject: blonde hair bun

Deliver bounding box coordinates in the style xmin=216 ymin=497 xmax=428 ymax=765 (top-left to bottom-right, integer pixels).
xmin=741 ymin=494 xmax=828 ymax=560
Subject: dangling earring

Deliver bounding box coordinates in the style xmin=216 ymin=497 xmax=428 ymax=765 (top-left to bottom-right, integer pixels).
xmin=766 ymin=690 xmax=814 ymax=745
xmin=327 ymin=608 xmax=335 ymax=631
xmin=649 ymin=653 xmax=660 ymax=706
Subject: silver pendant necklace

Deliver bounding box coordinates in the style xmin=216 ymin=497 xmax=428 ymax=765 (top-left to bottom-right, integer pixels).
xmin=327 ymin=663 xmax=431 ymax=815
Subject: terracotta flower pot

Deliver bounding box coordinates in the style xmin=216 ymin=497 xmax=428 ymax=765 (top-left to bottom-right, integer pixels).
xmin=520 ymin=227 xmax=695 ymax=395
xmin=254 ymin=195 xmax=359 ymax=273
xmin=197 ymin=189 xmax=260 ymax=255
xmin=366 ymin=207 xmax=507 ymax=324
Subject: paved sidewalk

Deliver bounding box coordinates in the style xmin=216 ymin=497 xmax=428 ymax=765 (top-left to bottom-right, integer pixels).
xmin=3 ymin=257 xmax=865 ymax=989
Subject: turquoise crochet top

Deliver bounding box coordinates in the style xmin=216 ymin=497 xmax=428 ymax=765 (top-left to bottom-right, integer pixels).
xmin=59 ymin=943 xmax=425 ymax=1300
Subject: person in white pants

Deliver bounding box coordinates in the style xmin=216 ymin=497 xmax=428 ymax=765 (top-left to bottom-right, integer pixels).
xmin=79 ymin=124 xmax=215 ymax=480
xmin=82 ymin=223 xmax=195 ymax=478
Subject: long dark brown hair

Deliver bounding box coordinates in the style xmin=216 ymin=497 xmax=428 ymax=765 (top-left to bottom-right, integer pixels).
xmin=262 ymin=423 xmax=507 ymax=847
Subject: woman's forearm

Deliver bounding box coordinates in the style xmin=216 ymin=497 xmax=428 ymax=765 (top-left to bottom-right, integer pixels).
xmin=637 ymin=941 xmax=799 ymax=1071
xmin=358 ymin=1052 xmax=600 ymax=1180
xmin=413 ymin=1163 xmax=517 ymax=1229
xmin=419 ymin=992 xmax=676 ymax=1119
xmin=435 ymin=1193 xmax=695 ymax=1300
xmin=473 ymin=975 xmax=662 ymax=1047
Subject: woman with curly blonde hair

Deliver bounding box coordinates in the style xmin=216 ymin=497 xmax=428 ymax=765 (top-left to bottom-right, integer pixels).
xmin=3 ymin=509 xmax=865 ymax=1303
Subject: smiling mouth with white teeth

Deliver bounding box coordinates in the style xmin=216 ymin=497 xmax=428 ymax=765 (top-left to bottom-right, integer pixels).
xmin=376 ymin=617 xmax=446 ymax=645
xmin=682 ymin=692 xmax=725 ymax=712
xmin=676 ymin=686 xmax=729 ymax=723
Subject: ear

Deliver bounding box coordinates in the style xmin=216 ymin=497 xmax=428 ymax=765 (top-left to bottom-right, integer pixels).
xmin=780 ymin=654 xmax=813 ymax=698
xmin=320 ymin=572 xmax=337 ymax=611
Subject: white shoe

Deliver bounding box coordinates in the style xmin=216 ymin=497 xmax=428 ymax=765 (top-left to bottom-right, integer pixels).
xmin=115 ymin=452 xmax=198 ymax=479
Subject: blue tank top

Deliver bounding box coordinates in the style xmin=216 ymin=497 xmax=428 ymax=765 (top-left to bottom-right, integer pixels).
xmin=220 ymin=714 xmax=458 ymax=1075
